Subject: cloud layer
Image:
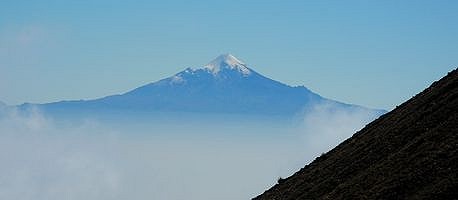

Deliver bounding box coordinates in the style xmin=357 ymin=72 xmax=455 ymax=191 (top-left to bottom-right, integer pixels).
xmin=0 ymin=105 xmax=380 ymax=200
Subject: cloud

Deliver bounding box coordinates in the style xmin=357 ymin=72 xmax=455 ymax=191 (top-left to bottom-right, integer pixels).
xmin=0 ymin=106 xmax=381 ymax=200
xmin=0 ymin=25 xmax=48 ymax=48
xmin=0 ymin=24 xmax=60 ymax=74
xmin=297 ymin=102 xmax=381 ymax=163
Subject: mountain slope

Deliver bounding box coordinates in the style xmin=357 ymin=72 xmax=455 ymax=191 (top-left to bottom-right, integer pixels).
xmin=253 ymin=69 xmax=458 ymax=199
xmin=20 ymin=54 xmax=383 ymax=117
xmin=93 ymin=55 xmax=320 ymax=114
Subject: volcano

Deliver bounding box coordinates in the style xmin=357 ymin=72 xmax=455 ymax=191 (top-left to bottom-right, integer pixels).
xmin=18 ymin=54 xmax=383 ymax=118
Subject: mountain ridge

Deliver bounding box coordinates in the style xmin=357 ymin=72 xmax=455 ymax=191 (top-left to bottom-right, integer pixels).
xmin=253 ymin=69 xmax=458 ymax=199
xmin=17 ymin=54 xmax=385 ymax=117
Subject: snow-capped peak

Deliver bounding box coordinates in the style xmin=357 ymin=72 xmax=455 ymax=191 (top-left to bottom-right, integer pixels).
xmin=203 ymin=54 xmax=251 ymax=76
xmin=166 ymin=54 xmax=254 ymax=85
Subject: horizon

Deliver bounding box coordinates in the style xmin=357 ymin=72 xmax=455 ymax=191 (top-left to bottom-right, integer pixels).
xmin=1 ymin=52 xmax=455 ymax=110
xmin=2 ymin=1 xmax=458 ymax=109
xmin=1 ymin=1 xmax=457 ymax=199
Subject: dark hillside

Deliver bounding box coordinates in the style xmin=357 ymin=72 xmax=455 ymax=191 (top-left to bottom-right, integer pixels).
xmin=254 ymin=69 xmax=458 ymax=200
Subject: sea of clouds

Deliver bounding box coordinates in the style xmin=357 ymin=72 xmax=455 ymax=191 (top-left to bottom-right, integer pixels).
xmin=0 ymin=104 xmax=380 ymax=200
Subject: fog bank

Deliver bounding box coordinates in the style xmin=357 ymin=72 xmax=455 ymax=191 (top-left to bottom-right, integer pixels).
xmin=0 ymin=105 xmax=380 ymax=200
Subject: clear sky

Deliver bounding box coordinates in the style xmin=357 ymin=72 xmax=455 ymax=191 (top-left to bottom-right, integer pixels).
xmin=1 ymin=0 xmax=457 ymax=109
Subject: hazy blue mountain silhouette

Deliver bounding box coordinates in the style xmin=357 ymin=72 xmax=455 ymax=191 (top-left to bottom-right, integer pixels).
xmin=18 ymin=54 xmax=384 ymax=117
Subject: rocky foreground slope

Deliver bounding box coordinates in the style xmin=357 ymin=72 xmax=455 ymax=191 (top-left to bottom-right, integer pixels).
xmin=254 ymin=69 xmax=458 ymax=200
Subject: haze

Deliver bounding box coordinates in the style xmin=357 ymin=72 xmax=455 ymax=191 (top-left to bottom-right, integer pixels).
xmin=1 ymin=1 xmax=457 ymax=109
xmin=0 ymin=103 xmax=379 ymax=200
xmin=1 ymin=1 xmax=457 ymax=200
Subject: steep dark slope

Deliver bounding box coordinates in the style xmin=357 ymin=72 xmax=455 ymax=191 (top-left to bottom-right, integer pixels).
xmin=254 ymin=69 xmax=458 ymax=200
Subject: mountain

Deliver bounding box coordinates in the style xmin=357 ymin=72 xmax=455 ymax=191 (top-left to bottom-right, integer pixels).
xmin=19 ymin=54 xmax=384 ymax=118
xmin=253 ymin=69 xmax=458 ymax=199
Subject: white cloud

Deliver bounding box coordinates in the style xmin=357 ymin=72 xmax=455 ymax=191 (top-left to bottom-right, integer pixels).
xmin=0 ymin=106 xmax=380 ymax=200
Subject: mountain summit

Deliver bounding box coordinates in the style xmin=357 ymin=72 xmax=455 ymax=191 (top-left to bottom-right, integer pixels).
xmin=20 ymin=54 xmax=384 ymax=117
xmin=161 ymin=54 xmax=255 ymax=85
xmin=203 ymin=54 xmax=251 ymax=76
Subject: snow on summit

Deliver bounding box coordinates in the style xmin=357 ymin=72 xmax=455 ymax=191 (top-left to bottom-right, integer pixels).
xmin=203 ymin=54 xmax=252 ymax=76
xmin=19 ymin=53 xmax=386 ymax=117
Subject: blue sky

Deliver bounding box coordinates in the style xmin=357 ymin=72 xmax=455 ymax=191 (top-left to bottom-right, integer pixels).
xmin=1 ymin=0 xmax=457 ymax=109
